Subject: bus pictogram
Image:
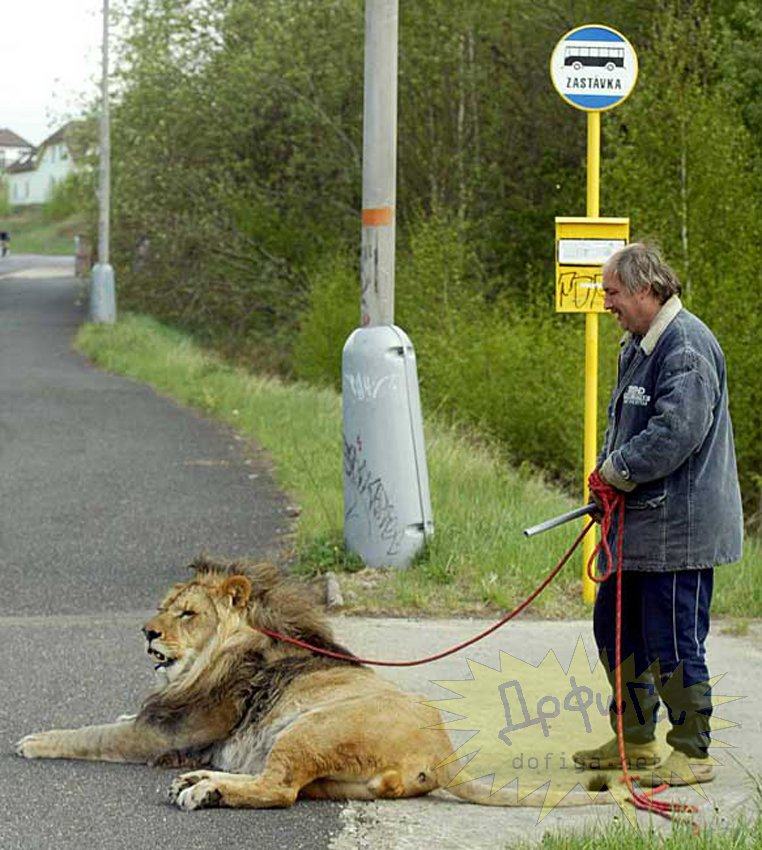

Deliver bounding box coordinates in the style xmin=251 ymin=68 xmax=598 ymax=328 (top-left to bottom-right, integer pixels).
xmin=564 ymin=45 xmax=625 ymax=71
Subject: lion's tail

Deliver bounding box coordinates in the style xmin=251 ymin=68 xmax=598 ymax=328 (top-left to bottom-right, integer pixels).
xmin=435 ymin=765 xmax=615 ymax=808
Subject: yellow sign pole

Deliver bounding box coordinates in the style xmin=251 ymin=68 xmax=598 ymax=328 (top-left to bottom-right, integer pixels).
xmin=581 ymin=112 xmax=600 ymax=604
xmin=586 ymin=112 xmax=600 ymax=216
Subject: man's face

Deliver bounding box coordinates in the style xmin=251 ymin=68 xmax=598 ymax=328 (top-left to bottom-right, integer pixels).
xmin=602 ymin=269 xmax=661 ymax=335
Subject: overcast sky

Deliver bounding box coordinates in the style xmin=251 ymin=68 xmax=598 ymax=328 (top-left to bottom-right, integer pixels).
xmin=1 ymin=0 xmax=103 ymax=146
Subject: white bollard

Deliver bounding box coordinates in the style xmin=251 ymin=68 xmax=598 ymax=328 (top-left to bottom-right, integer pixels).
xmin=343 ymin=325 xmax=433 ymax=568
xmin=90 ymin=262 xmax=116 ymax=323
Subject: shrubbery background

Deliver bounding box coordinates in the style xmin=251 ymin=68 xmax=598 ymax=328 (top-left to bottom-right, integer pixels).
xmin=96 ymin=0 xmax=760 ymax=522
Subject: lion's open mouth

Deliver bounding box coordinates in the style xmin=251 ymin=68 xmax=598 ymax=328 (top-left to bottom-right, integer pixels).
xmin=148 ymin=647 xmax=176 ymax=670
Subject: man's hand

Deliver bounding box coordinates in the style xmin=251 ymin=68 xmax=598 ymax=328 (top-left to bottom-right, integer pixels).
xmin=589 ymin=489 xmax=604 ymax=523
xmin=588 ymin=468 xmax=623 ymax=523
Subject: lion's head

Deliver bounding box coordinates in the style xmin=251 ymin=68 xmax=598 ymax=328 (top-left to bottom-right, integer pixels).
xmin=142 ymin=557 xmax=338 ymax=685
xmin=142 ymin=569 xmax=252 ymax=683
xmin=138 ymin=558 xmax=352 ymax=735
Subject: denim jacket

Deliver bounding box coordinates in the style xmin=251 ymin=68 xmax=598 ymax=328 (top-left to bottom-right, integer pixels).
xmin=598 ymin=296 xmax=743 ymax=571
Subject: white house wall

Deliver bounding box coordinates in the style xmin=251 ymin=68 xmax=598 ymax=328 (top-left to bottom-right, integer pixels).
xmin=8 ymin=172 xmax=45 ymax=205
xmin=7 ymin=142 xmax=75 ymax=206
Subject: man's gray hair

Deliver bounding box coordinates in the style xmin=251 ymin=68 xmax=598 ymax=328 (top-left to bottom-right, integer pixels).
xmin=603 ymin=243 xmax=681 ymax=303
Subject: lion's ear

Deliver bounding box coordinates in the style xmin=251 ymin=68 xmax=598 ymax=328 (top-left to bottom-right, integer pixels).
xmin=221 ymin=575 xmax=251 ymax=609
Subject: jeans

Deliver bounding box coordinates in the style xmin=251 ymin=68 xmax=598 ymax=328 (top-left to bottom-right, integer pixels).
xmin=593 ymin=568 xmax=714 ymax=758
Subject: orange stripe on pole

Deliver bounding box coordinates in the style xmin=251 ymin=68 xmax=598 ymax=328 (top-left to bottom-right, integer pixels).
xmin=362 ymin=206 xmax=394 ymax=227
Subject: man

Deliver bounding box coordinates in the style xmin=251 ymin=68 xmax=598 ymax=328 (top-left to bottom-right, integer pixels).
xmin=572 ymin=242 xmax=743 ymax=786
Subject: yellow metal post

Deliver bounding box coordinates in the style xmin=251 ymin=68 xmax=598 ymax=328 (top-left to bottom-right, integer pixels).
xmin=582 ymin=111 xmax=601 ymax=604
xmin=586 ymin=112 xmax=600 ymax=216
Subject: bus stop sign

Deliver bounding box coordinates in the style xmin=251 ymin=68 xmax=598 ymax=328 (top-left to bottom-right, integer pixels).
xmin=550 ymin=24 xmax=638 ymax=112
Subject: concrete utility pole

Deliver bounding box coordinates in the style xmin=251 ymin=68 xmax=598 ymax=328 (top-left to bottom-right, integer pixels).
xmin=90 ymin=0 xmax=116 ymax=323
xmin=342 ymin=0 xmax=433 ymax=569
xmin=360 ymin=0 xmax=397 ymax=327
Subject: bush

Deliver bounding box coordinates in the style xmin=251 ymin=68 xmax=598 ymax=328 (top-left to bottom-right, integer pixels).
xmin=292 ymin=257 xmax=358 ymax=388
xmin=41 ymin=173 xmax=87 ymax=223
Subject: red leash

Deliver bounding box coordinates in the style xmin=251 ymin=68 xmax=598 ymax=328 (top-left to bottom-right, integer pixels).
xmin=587 ymin=471 xmax=699 ymax=825
xmin=255 ymin=520 xmax=593 ymax=667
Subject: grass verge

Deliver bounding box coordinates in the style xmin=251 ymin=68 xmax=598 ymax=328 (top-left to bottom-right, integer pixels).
xmin=76 ymin=313 xmax=762 ymax=619
xmin=524 ymin=810 xmax=761 ymax=850
xmin=1 ymin=206 xmax=82 ymax=255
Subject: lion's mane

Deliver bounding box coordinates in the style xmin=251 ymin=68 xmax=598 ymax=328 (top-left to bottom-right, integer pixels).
xmin=137 ymin=557 xmax=357 ymax=738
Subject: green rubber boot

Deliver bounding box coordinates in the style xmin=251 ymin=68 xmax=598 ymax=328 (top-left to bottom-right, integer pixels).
xmin=638 ymin=749 xmax=715 ymax=787
xmin=572 ymin=736 xmax=660 ymax=770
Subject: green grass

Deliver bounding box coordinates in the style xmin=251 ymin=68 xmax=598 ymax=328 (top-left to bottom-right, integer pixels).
xmin=75 ymin=313 xmax=762 ymax=619
xmin=525 ymin=811 xmax=761 ymax=850
xmin=1 ymin=206 xmax=83 ymax=255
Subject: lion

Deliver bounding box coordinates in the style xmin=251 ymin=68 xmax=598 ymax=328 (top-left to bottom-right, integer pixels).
xmin=16 ymin=558 xmax=612 ymax=811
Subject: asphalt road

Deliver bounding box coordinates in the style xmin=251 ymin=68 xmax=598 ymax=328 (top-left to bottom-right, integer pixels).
xmin=0 ymin=258 xmax=343 ymax=850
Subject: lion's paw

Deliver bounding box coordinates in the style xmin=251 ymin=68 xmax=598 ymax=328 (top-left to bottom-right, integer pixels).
xmin=171 ymin=776 xmax=223 ymax=811
xmin=15 ymin=732 xmax=55 ymax=759
xmin=169 ymin=771 xmax=214 ymax=805
xmin=169 ymin=770 xmax=209 ymax=799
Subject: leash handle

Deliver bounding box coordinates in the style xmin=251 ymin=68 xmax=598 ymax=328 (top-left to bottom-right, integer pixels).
xmin=523 ymin=503 xmax=597 ymax=537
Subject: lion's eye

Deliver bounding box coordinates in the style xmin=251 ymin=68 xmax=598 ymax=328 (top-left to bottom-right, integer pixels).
xmin=179 ymin=610 xmax=196 ymax=619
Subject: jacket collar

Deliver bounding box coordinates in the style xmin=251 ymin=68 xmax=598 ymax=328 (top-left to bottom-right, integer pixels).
xmin=620 ymin=295 xmax=683 ymax=356
xmin=641 ymin=295 xmax=683 ymax=354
